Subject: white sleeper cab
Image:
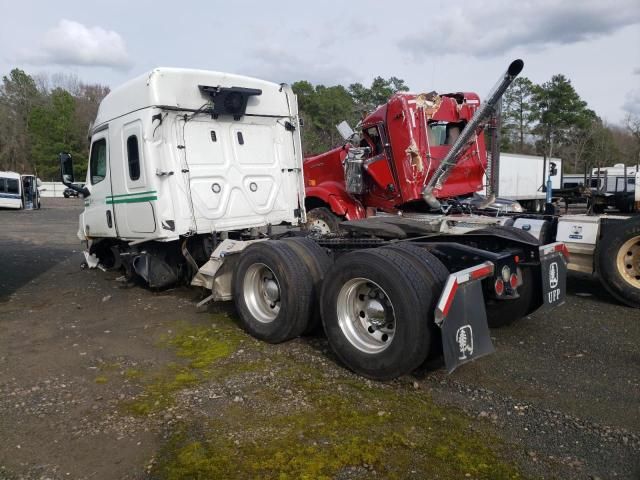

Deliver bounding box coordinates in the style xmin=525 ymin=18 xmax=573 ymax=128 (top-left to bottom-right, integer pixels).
xmin=61 ymin=67 xmax=305 ymax=288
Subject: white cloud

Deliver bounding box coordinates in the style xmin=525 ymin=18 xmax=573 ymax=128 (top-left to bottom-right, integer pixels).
xmin=19 ymin=19 xmax=131 ymax=70
xmin=245 ymin=45 xmax=358 ymax=86
xmin=623 ymin=89 xmax=640 ymax=115
xmin=398 ymin=0 xmax=640 ymax=58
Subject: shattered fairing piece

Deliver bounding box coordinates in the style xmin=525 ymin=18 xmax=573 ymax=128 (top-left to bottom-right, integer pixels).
xmin=83 ymin=251 xmax=100 ymax=269
xmin=191 ymin=239 xmax=267 ymax=300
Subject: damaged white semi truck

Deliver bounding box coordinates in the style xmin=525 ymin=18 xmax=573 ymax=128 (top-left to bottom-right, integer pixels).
xmin=60 ymin=64 xmax=569 ymax=380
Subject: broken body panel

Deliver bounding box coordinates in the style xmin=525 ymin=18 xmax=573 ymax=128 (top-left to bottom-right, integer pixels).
xmin=304 ymin=91 xmax=485 ymax=219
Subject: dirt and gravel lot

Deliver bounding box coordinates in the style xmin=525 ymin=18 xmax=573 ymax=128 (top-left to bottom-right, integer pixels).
xmin=1 ymin=198 xmax=639 ymax=480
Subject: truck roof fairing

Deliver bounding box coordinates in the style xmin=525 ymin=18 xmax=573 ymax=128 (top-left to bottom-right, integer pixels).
xmin=93 ymin=68 xmax=293 ymax=129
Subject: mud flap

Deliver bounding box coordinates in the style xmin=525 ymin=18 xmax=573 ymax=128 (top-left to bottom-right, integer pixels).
xmin=435 ymin=262 xmax=496 ymax=373
xmin=538 ymin=242 xmax=568 ymax=310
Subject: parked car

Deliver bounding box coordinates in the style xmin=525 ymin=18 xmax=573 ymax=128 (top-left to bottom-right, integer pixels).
xmin=63 ymin=183 xmax=85 ymax=198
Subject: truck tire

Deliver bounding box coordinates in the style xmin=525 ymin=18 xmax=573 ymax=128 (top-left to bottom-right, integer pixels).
xmin=305 ymin=207 xmax=341 ymax=234
xmin=282 ymin=237 xmax=332 ymax=334
xmin=596 ymin=218 xmax=640 ymax=308
xmin=383 ymin=242 xmax=449 ymax=359
xmin=320 ymin=248 xmax=432 ymax=380
xmin=233 ymin=241 xmax=313 ymax=343
xmin=466 ymin=226 xmax=539 ymax=327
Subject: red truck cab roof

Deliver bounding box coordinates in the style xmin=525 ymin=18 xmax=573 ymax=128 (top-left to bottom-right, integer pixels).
xmin=303 ymin=90 xmax=488 ymax=217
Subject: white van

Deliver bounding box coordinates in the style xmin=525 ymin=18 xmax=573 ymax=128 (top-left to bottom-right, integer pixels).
xmin=0 ymin=171 xmax=41 ymax=209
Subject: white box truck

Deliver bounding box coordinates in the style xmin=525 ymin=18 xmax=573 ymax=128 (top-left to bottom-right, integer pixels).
xmin=484 ymin=153 xmax=562 ymax=212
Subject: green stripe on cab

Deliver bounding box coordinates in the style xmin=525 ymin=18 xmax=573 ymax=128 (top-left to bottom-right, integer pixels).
xmin=106 ymin=196 xmax=158 ymax=205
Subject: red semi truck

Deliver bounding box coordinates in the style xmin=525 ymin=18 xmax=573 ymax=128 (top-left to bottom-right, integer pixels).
xmin=301 ymin=58 xmax=640 ymax=314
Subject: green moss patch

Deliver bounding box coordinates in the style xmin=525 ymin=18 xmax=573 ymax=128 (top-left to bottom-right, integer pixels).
xmin=122 ymin=318 xmax=245 ymax=416
xmin=124 ymin=368 xmax=143 ymax=380
xmin=119 ymin=315 xmax=525 ymax=479
xmin=152 ymin=363 xmax=524 ymax=480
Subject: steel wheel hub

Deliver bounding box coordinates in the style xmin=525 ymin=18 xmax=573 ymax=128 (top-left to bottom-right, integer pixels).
xmin=336 ymin=278 xmax=396 ymax=354
xmin=617 ymin=235 xmax=640 ymax=288
xmin=310 ymin=219 xmax=332 ymax=235
xmin=243 ymin=263 xmax=281 ymax=323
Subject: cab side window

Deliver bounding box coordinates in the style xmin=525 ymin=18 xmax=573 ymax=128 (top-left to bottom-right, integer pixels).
xmin=364 ymin=126 xmax=384 ymax=155
xmin=90 ymin=139 xmax=107 ymax=185
xmin=127 ymin=135 xmax=140 ymax=181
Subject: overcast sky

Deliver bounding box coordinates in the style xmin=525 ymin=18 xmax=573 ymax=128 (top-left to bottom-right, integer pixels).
xmin=1 ymin=0 xmax=639 ymax=124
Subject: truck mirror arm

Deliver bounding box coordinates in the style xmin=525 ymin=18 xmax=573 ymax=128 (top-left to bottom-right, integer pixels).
xmin=59 ymin=152 xmax=91 ymax=197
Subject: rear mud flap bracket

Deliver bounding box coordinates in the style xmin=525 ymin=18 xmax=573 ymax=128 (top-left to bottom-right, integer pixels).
xmin=435 ymin=262 xmax=496 ymax=373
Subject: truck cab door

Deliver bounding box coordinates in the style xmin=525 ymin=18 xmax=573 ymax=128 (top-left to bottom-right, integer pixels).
xmin=361 ymin=125 xmax=399 ymax=206
xmin=83 ymin=134 xmax=117 ymax=238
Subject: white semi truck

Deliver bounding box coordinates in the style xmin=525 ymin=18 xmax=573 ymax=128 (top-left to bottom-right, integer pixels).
xmin=60 ymin=64 xmax=573 ymax=380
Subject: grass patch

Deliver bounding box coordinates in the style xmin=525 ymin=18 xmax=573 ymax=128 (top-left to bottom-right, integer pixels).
xmin=94 ymin=376 xmax=108 ymax=384
xmin=119 ymin=315 xmax=526 ymax=479
xmin=122 ymin=317 xmax=245 ymax=416
xmin=152 ymin=364 xmax=525 ymax=480
xmin=124 ymin=368 xmax=143 ymax=380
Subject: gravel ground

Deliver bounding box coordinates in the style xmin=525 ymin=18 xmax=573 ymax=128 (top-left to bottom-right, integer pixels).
xmin=0 ymin=198 xmax=638 ymax=479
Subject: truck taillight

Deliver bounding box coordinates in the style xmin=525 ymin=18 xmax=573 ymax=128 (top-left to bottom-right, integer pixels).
xmin=494 ymin=278 xmax=505 ymax=296
xmin=509 ymin=273 xmax=519 ymax=289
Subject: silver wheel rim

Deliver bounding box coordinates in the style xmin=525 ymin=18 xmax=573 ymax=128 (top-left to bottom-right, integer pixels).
xmin=617 ymin=235 xmax=640 ymax=289
xmin=336 ymin=278 xmax=396 ymax=354
xmin=309 ymin=218 xmax=332 ymax=234
xmin=243 ymin=263 xmax=281 ymax=323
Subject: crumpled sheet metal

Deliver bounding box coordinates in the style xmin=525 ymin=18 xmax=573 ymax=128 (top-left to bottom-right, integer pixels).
xmin=405 ymin=141 xmax=424 ymax=172
xmin=415 ymin=91 xmax=442 ymax=119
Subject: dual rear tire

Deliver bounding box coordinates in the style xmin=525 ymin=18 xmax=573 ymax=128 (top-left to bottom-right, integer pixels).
xmin=233 ymin=239 xmax=449 ymax=380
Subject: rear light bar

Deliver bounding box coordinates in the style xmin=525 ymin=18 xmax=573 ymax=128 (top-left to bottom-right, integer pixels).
xmin=435 ymin=261 xmax=494 ymax=326
xmin=540 ymin=242 xmax=570 ymax=262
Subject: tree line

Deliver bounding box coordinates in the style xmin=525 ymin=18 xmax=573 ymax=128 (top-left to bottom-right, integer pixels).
xmin=295 ymin=73 xmax=640 ymax=174
xmin=0 ymin=68 xmax=109 ymax=181
xmin=1 ymin=67 xmax=638 ymax=181
xmin=501 ymin=75 xmax=639 ymax=173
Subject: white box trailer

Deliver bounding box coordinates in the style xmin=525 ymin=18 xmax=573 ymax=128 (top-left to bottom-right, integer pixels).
xmin=482 ymin=153 xmax=562 ymax=212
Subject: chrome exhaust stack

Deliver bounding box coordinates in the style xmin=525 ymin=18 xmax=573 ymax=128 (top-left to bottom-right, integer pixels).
xmin=422 ymin=59 xmax=524 ymax=209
